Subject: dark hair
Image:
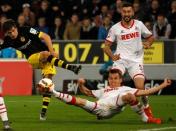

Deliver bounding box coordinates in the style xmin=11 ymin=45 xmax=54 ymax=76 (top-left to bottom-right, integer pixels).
xmin=3 ymin=19 xmax=17 ymax=33
xmin=122 ymin=2 xmax=133 ymax=8
xmin=109 ymin=68 xmax=122 ymax=78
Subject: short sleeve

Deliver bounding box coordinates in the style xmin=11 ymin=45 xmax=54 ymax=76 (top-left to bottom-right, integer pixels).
xmin=140 ymin=22 xmax=152 ymax=38
xmin=24 ymin=27 xmax=42 ymax=38
xmin=91 ymin=89 xmax=104 ymax=99
xmin=106 ymin=26 xmax=116 ymax=43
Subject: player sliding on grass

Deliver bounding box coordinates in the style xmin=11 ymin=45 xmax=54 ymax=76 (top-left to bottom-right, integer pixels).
xmin=38 ymin=69 xmax=171 ymax=124
xmin=0 ymin=19 xmax=81 ymax=120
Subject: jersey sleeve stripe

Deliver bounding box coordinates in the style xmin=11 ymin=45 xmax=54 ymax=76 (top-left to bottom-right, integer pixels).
xmin=105 ymin=39 xmax=113 ymax=44
xmin=91 ymin=102 xmax=97 ymax=111
xmin=133 ymin=73 xmax=145 ymax=80
xmin=38 ymin=32 xmax=43 ymax=38
xmin=91 ymin=91 xmax=96 ymax=98
xmin=144 ymin=35 xmax=153 ymax=39
xmin=115 ymin=94 xmax=120 ymax=106
xmin=134 ymin=89 xmax=139 ymax=96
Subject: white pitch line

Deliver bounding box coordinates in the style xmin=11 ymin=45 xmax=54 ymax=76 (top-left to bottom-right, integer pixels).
xmin=138 ymin=127 xmax=176 ymax=131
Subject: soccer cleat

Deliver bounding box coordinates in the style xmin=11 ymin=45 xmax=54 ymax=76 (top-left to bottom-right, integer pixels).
xmin=70 ymin=65 xmax=82 ymax=74
xmin=144 ymin=106 xmax=153 ymax=118
xmin=40 ymin=113 xmax=47 ymax=121
xmin=147 ymin=117 xmax=162 ymax=124
xmin=3 ymin=120 xmax=11 ymax=130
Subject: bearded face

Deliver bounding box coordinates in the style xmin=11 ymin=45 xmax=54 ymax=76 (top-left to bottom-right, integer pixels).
xmin=121 ymin=7 xmax=134 ymax=23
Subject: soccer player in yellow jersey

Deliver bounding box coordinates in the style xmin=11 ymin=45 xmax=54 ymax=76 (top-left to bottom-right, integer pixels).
xmin=0 ymin=19 xmax=81 ymax=120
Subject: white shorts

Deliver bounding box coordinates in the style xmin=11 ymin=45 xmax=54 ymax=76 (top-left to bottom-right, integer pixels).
xmin=90 ymin=95 xmax=127 ymax=119
xmin=112 ymin=59 xmax=145 ymax=80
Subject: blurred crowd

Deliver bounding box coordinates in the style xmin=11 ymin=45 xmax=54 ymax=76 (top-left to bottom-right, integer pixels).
xmin=0 ymin=0 xmax=176 ymax=58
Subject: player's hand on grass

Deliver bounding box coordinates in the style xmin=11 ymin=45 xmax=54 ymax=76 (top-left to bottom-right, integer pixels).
xmin=112 ymin=54 xmax=120 ymax=61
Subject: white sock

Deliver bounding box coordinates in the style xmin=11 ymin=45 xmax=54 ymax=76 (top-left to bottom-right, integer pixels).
xmin=53 ymin=90 xmax=76 ymax=104
xmin=130 ymin=101 xmax=148 ymax=122
xmin=0 ymin=97 xmax=8 ymax=121
xmin=82 ymin=100 xmax=97 ymax=112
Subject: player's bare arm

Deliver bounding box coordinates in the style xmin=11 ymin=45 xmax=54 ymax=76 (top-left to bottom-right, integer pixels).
xmin=136 ymin=78 xmax=171 ymax=96
xmin=39 ymin=32 xmax=58 ymax=58
xmin=143 ymin=36 xmax=155 ymax=49
xmin=77 ymin=78 xmax=94 ymax=97
xmin=103 ymin=41 xmax=120 ymax=61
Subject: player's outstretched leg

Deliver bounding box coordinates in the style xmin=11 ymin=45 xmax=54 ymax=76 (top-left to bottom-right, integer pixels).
xmin=0 ymin=97 xmax=11 ymax=130
xmin=123 ymin=93 xmax=161 ymax=124
xmin=133 ymin=76 xmax=157 ymax=118
xmin=47 ymin=55 xmax=82 ymax=74
xmin=130 ymin=99 xmax=161 ymax=124
xmin=40 ymin=94 xmax=51 ymax=121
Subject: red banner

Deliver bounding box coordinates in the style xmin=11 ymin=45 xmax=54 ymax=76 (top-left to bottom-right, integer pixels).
xmin=0 ymin=60 xmax=33 ymax=96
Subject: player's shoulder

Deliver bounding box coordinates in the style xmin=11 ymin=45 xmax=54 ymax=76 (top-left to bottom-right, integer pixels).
xmin=121 ymin=86 xmax=133 ymax=89
xmin=18 ymin=26 xmax=30 ymax=30
xmin=21 ymin=26 xmax=39 ymax=35
xmin=18 ymin=26 xmax=31 ymax=33
xmin=134 ymin=19 xmax=144 ymax=25
xmin=111 ymin=22 xmax=121 ymax=28
xmin=109 ymin=22 xmax=122 ymax=32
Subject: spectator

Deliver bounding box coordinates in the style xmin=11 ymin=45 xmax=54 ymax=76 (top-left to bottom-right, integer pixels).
xmin=0 ymin=15 xmax=7 ymax=40
xmin=0 ymin=47 xmax=17 ymax=58
xmin=90 ymin=0 xmax=101 ymax=17
xmin=144 ymin=21 xmax=153 ymax=33
xmin=35 ymin=17 xmax=49 ymax=34
xmin=50 ymin=16 xmax=65 ymax=40
xmin=168 ymin=0 xmax=176 ymax=38
xmin=21 ymin=3 xmax=35 ymax=27
xmin=78 ymin=0 xmax=93 ymax=19
xmin=90 ymin=15 xmax=102 ymax=39
xmin=51 ymin=3 xmax=65 ymax=23
xmin=0 ymin=3 xmax=16 ymax=20
xmin=80 ymin=17 xmax=92 ymax=39
xmin=153 ymin=14 xmax=171 ymax=39
xmin=37 ymin=0 xmax=52 ymax=26
xmin=98 ymin=16 xmax=112 ymax=40
xmin=100 ymin=4 xmax=109 ymax=20
xmin=17 ymin=14 xmax=28 ymax=27
xmin=63 ymin=14 xmax=81 ymax=40
xmin=111 ymin=0 xmax=122 ymax=23
xmin=133 ymin=2 xmax=146 ymax=22
xmin=146 ymin=0 xmax=161 ymax=22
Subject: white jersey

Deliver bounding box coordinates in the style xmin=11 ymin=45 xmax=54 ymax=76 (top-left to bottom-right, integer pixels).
xmin=92 ymin=86 xmax=138 ymax=100
xmin=106 ymin=19 xmax=152 ymax=63
xmin=91 ymin=86 xmax=138 ymax=119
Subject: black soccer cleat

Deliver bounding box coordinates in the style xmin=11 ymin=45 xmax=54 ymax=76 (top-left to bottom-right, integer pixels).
xmin=70 ymin=65 xmax=82 ymax=74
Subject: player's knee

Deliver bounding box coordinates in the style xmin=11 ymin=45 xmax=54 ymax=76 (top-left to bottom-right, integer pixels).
xmin=123 ymin=93 xmax=136 ymax=104
xmin=134 ymin=76 xmax=145 ymax=89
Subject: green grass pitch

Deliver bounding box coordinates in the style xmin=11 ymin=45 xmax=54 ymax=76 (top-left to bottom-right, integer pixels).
xmin=1 ymin=95 xmax=176 ymax=131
